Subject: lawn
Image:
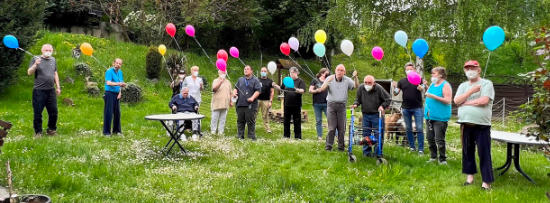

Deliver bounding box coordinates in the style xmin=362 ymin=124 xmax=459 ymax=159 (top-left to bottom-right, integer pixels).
xmin=0 ymin=32 xmax=548 ymax=202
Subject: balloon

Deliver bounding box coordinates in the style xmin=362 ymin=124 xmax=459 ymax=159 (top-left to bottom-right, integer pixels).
xmin=185 ymin=25 xmax=195 ymax=37
xmin=394 ymin=30 xmax=408 ymax=47
xmin=216 ymin=59 xmax=227 ymax=72
xmin=371 ymin=46 xmax=384 ymax=61
xmin=2 ymin=35 xmax=19 ymax=49
xmin=407 ymin=72 xmax=421 ymax=86
xmin=267 ymin=61 xmax=277 ymax=74
xmin=165 ymin=23 xmax=176 ymax=37
xmin=314 ymin=30 xmax=327 ymax=44
xmin=340 ymin=40 xmax=354 ymax=56
xmin=280 ymin=42 xmax=290 ymax=56
xmin=313 ymin=43 xmax=326 ymax=57
xmin=229 ymin=46 xmax=239 ymax=58
xmin=288 ymin=37 xmax=299 ymax=51
xmin=412 ymin=39 xmax=429 ymax=59
xmin=483 ymin=26 xmax=505 ymax=51
xmin=158 ymin=44 xmax=167 ymax=56
xmin=217 ymin=49 xmax=228 ymax=61
xmin=283 ymin=76 xmax=294 ymax=89
xmin=80 ymin=43 xmax=93 ymax=56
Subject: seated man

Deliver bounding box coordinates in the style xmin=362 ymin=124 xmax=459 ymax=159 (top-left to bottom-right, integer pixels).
xmin=169 ymin=87 xmax=200 ymax=141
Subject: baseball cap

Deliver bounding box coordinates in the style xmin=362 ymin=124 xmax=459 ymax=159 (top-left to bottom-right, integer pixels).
xmin=463 ymin=60 xmax=480 ymax=68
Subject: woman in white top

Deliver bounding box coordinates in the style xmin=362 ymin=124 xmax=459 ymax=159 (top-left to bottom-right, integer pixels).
xmin=182 ymin=65 xmax=204 ymax=105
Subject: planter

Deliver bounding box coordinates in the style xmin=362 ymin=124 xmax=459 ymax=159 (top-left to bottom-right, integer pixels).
xmin=19 ymin=194 xmax=51 ymax=203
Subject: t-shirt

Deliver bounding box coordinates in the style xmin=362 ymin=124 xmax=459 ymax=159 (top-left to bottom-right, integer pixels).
xmin=325 ymin=76 xmax=355 ymax=103
xmin=281 ymin=77 xmax=306 ymax=107
xmin=456 ymin=79 xmax=495 ymax=126
xmin=211 ymin=78 xmax=232 ymax=110
xmin=397 ymin=77 xmax=423 ymax=109
xmin=258 ymin=77 xmax=273 ymax=101
xmin=104 ymin=67 xmax=124 ymax=93
xmin=30 ymin=56 xmax=57 ymax=90
xmin=234 ymin=76 xmax=262 ymax=107
xmin=310 ymin=79 xmax=328 ymax=104
xmin=182 ymin=76 xmax=203 ymax=104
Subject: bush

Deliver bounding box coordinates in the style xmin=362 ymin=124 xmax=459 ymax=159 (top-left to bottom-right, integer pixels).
xmin=121 ymin=82 xmax=142 ymax=103
xmin=75 ymin=62 xmax=93 ymax=77
xmin=145 ymin=47 xmax=162 ymax=79
xmin=166 ymin=53 xmax=187 ymax=79
xmin=0 ymin=1 xmax=46 ymax=93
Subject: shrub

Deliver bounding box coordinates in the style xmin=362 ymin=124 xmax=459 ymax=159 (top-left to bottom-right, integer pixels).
xmin=165 ymin=53 xmax=187 ymax=79
xmin=145 ymin=47 xmax=162 ymax=79
xmin=75 ymin=62 xmax=93 ymax=77
xmin=121 ymin=82 xmax=142 ymax=103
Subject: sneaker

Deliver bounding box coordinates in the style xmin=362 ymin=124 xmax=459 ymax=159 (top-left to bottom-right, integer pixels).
xmin=318 ymin=137 xmax=323 ymax=141
xmin=180 ymin=134 xmax=187 ymax=142
xmin=439 ymin=161 xmax=448 ymax=165
xmin=409 ymin=147 xmax=416 ymax=152
xmin=192 ymin=134 xmax=199 ymax=141
xmin=427 ymin=158 xmax=437 ymax=163
xmin=46 ymin=129 xmax=57 ymax=136
xmin=211 ymin=131 xmax=216 ymax=136
xmin=418 ymin=151 xmax=424 ymax=155
xmin=34 ymin=132 xmax=42 ymax=138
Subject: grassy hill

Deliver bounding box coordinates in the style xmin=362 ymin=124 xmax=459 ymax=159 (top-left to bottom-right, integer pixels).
xmin=0 ymin=32 xmax=548 ymax=202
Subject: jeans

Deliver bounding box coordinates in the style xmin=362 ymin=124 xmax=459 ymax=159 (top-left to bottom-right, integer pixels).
xmin=326 ymin=102 xmax=346 ymax=151
xmin=313 ymin=103 xmax=327 ymax=138
xmin=236 ymin=105 xmax=258 ymax=140
xmin=211 ymin=109 xmax=228 ymax=134
xmin=283 ymin=105 xmax=302 ymax=139
xmin=362 ymin=113 xmax=384 ymax=157
xmin=32 ymin=89 xmax=58 ymax=134
xmin=402 ymin=108 xmax=424 ymax=151
xmin=103 ymin=91 xmax=121 ymax=135
xmin=426 ymin=120 xmax=448 ymax=161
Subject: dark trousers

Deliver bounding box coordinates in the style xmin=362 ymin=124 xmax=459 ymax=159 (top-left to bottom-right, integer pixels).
xmin=427 ymin=120 xmax=448 ymax=161
xmin=362 ymin=113 xmax=384 ymax=157
xmin=326 ymin=102 xmax=346 ymax=150
xmin=462 ymin=124 xmax=494 ymax=183
xmin=103 ymin=91 xmax=121 ymax=135
xmin=32 ymin=89 xmax=58 ymax=133
xmin=283 ymin=105 xmax=302 ymax=139
xmin=236 ymin=105 xmax=257 ymax=140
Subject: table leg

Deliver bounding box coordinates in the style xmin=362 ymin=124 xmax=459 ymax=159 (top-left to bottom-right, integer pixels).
xmin=512 ymin=144 xmax=535 ymax=184
xmin=160 ymin=121 xmax=186 ymax=155
xmin=496 ymin=143 xmax=512 ymax=176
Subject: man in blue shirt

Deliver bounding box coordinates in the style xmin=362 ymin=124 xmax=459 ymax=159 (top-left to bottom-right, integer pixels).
xmin=103 ymin=58 xmax=126 ymax=136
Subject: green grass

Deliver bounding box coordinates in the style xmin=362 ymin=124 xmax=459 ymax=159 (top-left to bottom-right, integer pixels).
xmin=0 ymin=32 xmax=549 ymax=202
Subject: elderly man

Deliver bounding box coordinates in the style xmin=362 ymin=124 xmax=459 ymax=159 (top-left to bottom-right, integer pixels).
xmin=169 ymin=87 xmax=200 ymax=141
xmin=317 ymin=64 xmax=359 ymax=151
xmin=454 ymin=60 xmax=495 ymax=190
xmin=27 ymin=44 xmax=61 ymax=138
xmin=273 ymin=67 xmax=306 ymax=139
xmin=103 ymin=58 xmax=126 ymax=136
xmin=257 ymin=67 xmax=274 ymax=133
xmin=233 ymin=65 xmax=262 ymax=140
xmin=352 ymin=75 xmax=390 ymax=157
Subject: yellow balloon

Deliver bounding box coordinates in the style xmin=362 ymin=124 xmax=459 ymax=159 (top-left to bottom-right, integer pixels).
xmin=80 ymin=43 xmax=93 ymax=56
xmin=158 ymin=44 xmax=167 ymax=56
xmin=314 ymin=30 xmax=327 ymax=44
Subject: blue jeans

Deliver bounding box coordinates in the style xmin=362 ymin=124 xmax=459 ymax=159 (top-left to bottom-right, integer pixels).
xmin=362 ymin=113 xmax=384 ymax=156
xmin=313 ymin=103 xmax=327 ymax=138
xmin=402 ymin=108 xmax=424 ymax=151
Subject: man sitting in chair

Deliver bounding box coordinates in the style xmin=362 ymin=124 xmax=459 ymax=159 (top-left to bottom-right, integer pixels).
xmin=169 ymin=87 xmax=200 ymax=141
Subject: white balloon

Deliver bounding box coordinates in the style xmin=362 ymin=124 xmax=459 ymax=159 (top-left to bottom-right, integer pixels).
xmin=288 ymin=37 xmax=300 ymax=51
xmin=340 ymin=40 xmax=354 ymax=56
xmin=267 ymin=61 xmax=277 ymax=74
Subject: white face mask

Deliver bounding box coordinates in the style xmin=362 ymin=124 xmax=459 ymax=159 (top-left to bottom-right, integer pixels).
xmin=178 ymin=74 xmax=184 ymax=79
xmin=365 ymin=85 xmax=373 ymax=91
xmin=405 ymin=70 xmax=412 ymax=75
xmin=465 ymin=70 xmax=478 ymax=80
xmin=220 ymin=74 xmax=226 ymax=79
xmin=431 ymin=76 xmax=439 ymax=84
xmin=43 ymin=51 xmax=52 ymax=57
xmin=193 ymin=71 xmax=199 ymax=77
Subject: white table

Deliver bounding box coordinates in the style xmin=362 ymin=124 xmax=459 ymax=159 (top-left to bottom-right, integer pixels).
xmin=491 ymin=130 xmax=550 ymax=184
xmin=145 ymin=113 xmax=205 ymax=155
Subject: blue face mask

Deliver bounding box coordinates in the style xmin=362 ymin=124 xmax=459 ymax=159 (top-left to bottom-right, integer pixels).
xmin=260 ymin=72 xmax=267 ymax=77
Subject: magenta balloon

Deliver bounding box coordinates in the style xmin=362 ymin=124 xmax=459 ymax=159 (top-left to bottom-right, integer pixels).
xmin=185 ymin=25 xmax=195 ymax=37
xmin=371 ymin=46 xmax=384 ymax=61
xmin=216 ymin=59 xmax=227 ymax=72
xmin=229 ymin=46 xmax=239 ymax=58
xmin=407 ymin=72 xmax=421 ymax=85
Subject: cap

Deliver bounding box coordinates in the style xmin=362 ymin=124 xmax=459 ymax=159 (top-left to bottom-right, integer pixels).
xmin=463 ymin=60 xmax=480 ymax=68
xmin=404 ymin=62 xmax=414 ymax=68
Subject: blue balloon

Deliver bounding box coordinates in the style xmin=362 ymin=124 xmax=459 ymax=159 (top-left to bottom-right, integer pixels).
xmin=3 ymin=35 xmax=19 ymax=49
xmin=483 ymin=26 xmax=505 ymax=51
xmin=283 ymin=76 xmax=294 ymax=89
xmin=313 ymin=43 xmax=325 ymax=57
xmin=412 ymin=38 xmax=429 ymax=59
xmin=394 ymin=30 xmax=408 ymax=47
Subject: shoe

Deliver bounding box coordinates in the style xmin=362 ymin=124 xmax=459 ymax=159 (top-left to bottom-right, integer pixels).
xmin=338 ymin=148 xmax=345 ymax=152
xmin=481 ymin=186 xmax=491 ymax=191
xmin=103 ymin=133 xmax=111 ymax=137
xmin=318 ymin=137 xmax=323 ymax=141
xmin=325 ymin=147 xmax=332 ymax=151
xmin=180 ymin=134 xmax=187 ymax=142
xmin=463 ymin=181 xmax=473 ymax=186
xmin=34 ymin=132 xmax=42 ymax=138
xmin=46 ymin=129 xmax=57 ymax=136
xmin=409 ymin=147 xmax=416 ymax=152
xmin=192 ymin=134 xmax=199 ymax=141
xmin=427 ymin=158 xmax=437 ymax=163
xmin=418 ymin=151 xmax=424 ymax=155
xmin=439 ymin=161 xmax=448 ymax=165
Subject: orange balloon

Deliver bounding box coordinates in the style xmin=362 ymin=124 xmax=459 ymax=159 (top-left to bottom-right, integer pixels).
xmin=80 ymin=43 xmax=94 ymax=56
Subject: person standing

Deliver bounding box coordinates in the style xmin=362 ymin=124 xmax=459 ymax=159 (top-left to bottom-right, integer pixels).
xmin=425 ymin=67 xmax=453 ymax=165
xmin=170 ymin=69 xmax=186 ymax=98
xmin=392 ymin=62 xmax=426 ymax=154
xmin=233 ymin=65 xmax=262 ymax=140
xmin=27 ymin=44 xmax=61 ymax=138
xmin=352 ymin=75 xmax=390 ymax=157
xmin=309 ymin=68 xmax=330 ymax=140
xmin=210 ymin=70 xmax=232 ymax=135
xmin=273 ymin=67 xmax=306 ymax=139
xmin=317 ymin=64 xmax=359 ymax=151
xmin=103 ymin=58 xmax=126 ymax=136
xmin=182 ymin=66 xmax=204 ymax=105
xmin=257 ymin=67 xmax=274 ymax=133
xmin=454 ymin=60 xmax=495 ymax=190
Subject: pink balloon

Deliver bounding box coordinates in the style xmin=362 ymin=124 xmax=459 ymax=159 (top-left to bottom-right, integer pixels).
xmin=185 ymin=25 xmax=195 ymax=37
xmin=216 ymin=59 xmax=227 ymax=72
xmin=371 ymin=46 xmax=384 ymax=61
xmin=407 ymin=72 xmax=421 ymax=85
xmin=229 ymin=46 xmax=239 ymax=58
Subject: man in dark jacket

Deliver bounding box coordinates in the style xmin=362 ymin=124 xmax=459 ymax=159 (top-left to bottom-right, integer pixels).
xmin=169 ymin=87 xmax=200 ymax=141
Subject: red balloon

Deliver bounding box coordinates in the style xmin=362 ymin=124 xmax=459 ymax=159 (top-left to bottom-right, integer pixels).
xmin=165 ymin=23 xmax=176 ymax=37
xmin=280 ymin=42 xmax=290 ymax=56
xmin=217 ymin=49 xmax=228 ymax=61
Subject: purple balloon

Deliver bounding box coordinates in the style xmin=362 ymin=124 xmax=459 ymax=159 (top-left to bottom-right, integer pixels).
xmin=371 ymin=46 xmax=384 ymax=61
xmin=229 ymin=46 xmax=239 ymax=58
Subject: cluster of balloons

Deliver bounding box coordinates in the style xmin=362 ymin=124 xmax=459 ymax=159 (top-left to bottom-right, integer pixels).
xmin=214 ymin=46 xmax=242 ymax=71
xmin=393 ymin=30 xmax=429 ymax=59
xmin=313 ymin=30 xmax=327 ymax=57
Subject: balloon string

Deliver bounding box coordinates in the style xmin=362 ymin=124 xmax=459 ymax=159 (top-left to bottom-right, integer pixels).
xmin=171 ymin=37 xmax=183 ymax=53
xmin=406 ymin=48 xmax=412 ymax=62
xmin=91 ymin=56 xmax=108 ymax=69
xmin=295 ymin=51 xmax=316 ymax=77
xmin=323 ymin=56 xmax=332 ymax=71
xmin=238 ymin=58 xmax=246 ymax=66
xmin=288 ymin=55 xmax=317 ymax=80
xmin=483 ymin=51 xmax=492 ymax=78
xmin=192 ymin=37 xmax=215 ymax=66
xmin=17 ymin=48 xmax=35 ymax=57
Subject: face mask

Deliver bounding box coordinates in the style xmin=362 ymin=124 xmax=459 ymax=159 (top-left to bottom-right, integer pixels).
xmin=193 ymin=71 xmax=199 ymax=77
xmin=178 ymin=75 xmax=184 ymax=79
xmin=431 ymin=77 xmax=439 ymax=84
xmin=465 ymin=70 xmax=478 ymax=80
xmin=43 ymin=51 xmax=52 ymax=57
xmin=405 ymin=70 xmax=412 ymax=75
xmin=365 ymin=85 xmax=373 ymax=91
xmin=220 ymin=74 xmax=226 ymax=79
xmin=260 ymin=72 xmax=267 ymax=77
